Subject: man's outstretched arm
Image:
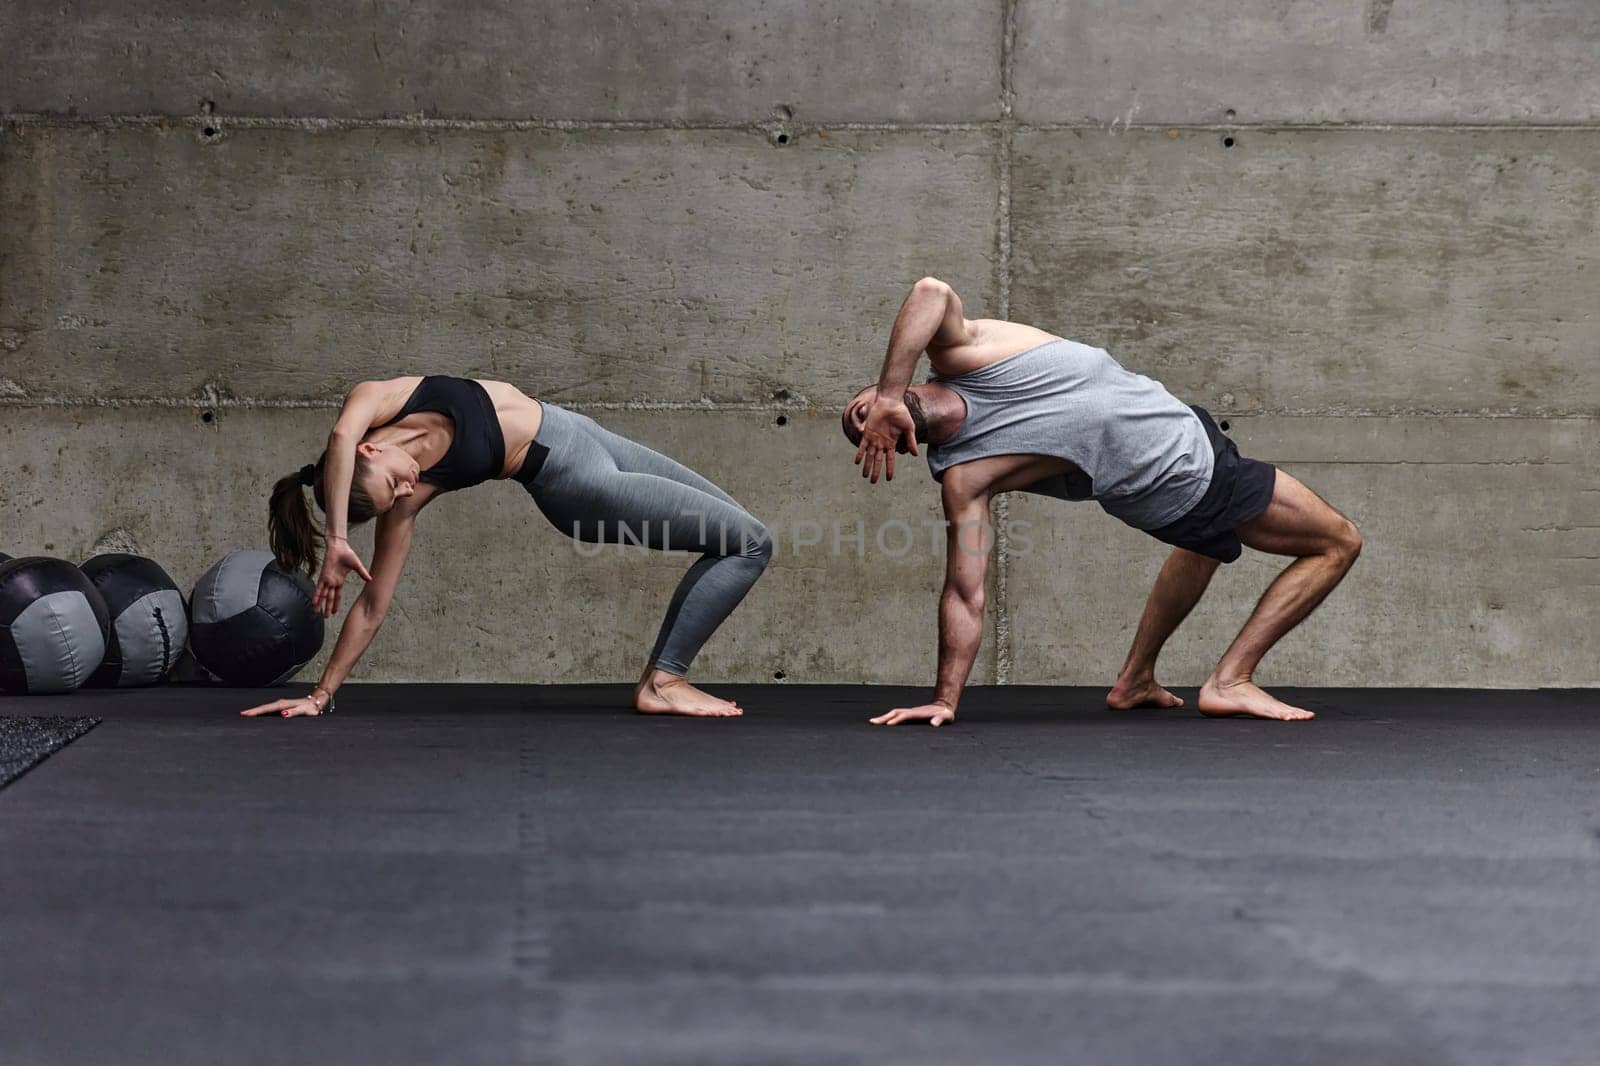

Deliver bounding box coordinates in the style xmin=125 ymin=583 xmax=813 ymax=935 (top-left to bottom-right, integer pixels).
xmin=870 ymin=481 xmax=991 ymax=727
xmin=856 ymin=277 xmax=970 ymax=483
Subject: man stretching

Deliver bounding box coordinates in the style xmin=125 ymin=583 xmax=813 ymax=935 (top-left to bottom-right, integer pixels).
xmin=843 ymin=277 xmax=1362 ymax=724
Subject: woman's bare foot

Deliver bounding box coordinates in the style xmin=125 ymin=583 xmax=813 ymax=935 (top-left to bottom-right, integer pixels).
xmin=1198 ymin=677 xmax=1314 ymax=721
xmin=633 ymin=670 xmax=743 ymax=718
xmin=1105 ymin=675 xmax=1185 ymax=710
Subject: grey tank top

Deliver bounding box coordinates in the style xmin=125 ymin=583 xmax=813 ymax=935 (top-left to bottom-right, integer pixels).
xmin=925 ymin=339 xmax=1213 ymax=530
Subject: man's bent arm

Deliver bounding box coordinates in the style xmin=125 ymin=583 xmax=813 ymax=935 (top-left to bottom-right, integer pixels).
xmin=933 ymin=483 xmax=992 ymax=711
xmin=876 ymin=277 xmax=969 ymax=401
xmin=855 ymin=278 xmax=970 ymax=483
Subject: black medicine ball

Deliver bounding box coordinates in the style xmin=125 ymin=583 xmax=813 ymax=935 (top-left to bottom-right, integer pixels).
xmin=81 ymin=554 xmax=189 ymax=688
xmin=0 ymin=557 xmax=112 ymax=695
xmin=188 ymin=551 xmax=324 ymax=687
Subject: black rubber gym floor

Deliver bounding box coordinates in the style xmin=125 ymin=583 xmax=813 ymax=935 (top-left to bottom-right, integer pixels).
xmin=1 ymin=685 xmax=1596 ymax=1066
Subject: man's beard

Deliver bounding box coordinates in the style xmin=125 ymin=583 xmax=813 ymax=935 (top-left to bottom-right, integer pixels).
xmin=903 ymin=391 xmax=930 ymax=440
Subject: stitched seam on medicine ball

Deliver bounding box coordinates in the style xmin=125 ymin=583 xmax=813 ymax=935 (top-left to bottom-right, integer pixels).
xmin=44 ymin=600 xmax=79 ymax=688
xmin=154 ymin=605 xmax=172 ymax=673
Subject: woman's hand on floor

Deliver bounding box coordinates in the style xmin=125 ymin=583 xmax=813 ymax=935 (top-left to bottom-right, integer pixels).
xmin=240 ymin=695 xmax=326 ymax=718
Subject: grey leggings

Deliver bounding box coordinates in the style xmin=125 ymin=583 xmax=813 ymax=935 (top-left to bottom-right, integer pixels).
xmin=517 ymin=403 xmax=772 ymax=676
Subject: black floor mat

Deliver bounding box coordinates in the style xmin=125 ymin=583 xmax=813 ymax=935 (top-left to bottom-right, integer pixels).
xmin=0 ymin=715 xmax=99 ymax=790
xmin=2 ymin=687 xmax=1598 ymax=1065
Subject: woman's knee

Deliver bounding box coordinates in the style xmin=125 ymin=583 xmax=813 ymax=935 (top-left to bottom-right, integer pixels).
xmin=742 ymin=521 xmax=775 ymax=567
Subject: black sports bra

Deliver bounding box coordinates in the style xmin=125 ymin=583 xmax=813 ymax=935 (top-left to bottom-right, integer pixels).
xmin=380 ymin=376 xmax=506 ymax=492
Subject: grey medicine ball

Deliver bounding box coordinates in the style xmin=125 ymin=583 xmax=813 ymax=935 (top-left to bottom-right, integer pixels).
xmin=81 ymin=554 xmax=189 ymax=688
xmin=188 ymin=551 xmax=324 ymax=686
xmin=0 ymin=557 xmax=112 ymax=695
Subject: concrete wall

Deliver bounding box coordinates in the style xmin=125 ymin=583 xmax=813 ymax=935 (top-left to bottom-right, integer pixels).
xmin=3 ymin=1 xmax=1596 ymax=688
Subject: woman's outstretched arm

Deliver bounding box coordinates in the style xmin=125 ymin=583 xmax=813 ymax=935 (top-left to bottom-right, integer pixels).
xmin=242 ymin=504 xmax=418 ymax=719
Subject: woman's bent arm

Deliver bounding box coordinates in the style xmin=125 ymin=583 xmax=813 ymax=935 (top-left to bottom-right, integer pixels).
xmin=323 ymin=380 xmax=394 ymax=538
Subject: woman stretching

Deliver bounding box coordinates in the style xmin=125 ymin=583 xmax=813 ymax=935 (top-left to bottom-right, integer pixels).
xmin=241 ymin=376 xmax=771 ymax=719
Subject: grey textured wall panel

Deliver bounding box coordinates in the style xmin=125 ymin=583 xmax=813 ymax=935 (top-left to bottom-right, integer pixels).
xmin=1005 ymin=415 xmax=1600 ymax=688
xmin=0 ymin=126 xmax=999 ymax=405
xmin=1 ymin=0 xmax=1003 ymax=122
xmin=1013 ymin=0 xmax=1600 ymax=124
xmin=4 ymin=0 xmax=1595 ymax=690
xmin=1009 ymin=129 xmax=1600 ymax=416
xmin=0 ymin=406 xmax=997 ymax=686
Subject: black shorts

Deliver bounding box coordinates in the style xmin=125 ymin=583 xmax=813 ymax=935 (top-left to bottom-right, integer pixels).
xmin=1145 ymin=406 xmax=1277 ymax=564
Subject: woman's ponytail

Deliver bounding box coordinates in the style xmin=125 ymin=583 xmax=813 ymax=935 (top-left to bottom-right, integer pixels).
xmin=269 ymin=462 xmax=322 ymax=576
xmin=268 ymin=451 xmax=379 ymax=576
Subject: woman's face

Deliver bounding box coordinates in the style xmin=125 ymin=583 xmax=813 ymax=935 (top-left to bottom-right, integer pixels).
xmin=357 ymin=441 xmax=422 ymax=512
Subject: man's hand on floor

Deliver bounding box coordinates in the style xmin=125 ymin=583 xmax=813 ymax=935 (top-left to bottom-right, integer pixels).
xmin=870 ymin=702 xmax=955 ymax=727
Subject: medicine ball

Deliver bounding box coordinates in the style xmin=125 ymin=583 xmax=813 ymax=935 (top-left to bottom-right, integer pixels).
xmin=0 ymin=557 xmax=112 ymax=695
xmin=188 ymin=550 xmax=324 ymax=686
xmin=81 ymin=554 xmax=189 ymax=688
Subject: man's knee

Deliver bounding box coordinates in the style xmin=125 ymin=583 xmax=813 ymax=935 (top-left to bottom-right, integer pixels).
xmin=1331 ymin=519 xmax=1362 ymax=567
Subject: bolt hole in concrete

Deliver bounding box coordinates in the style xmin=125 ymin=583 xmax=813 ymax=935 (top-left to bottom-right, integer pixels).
xmin=199 ymin=410 xmax=215 ymax=424
xmin=202 ymin=127 xmax=217 ymax=138
xmin=1222 ymin=135 xmax=1236 ymax=148
xmin=774 ymin=414 xmax=788 ymax=427
xmin=1219 ymin=420 xmax=1231 ymax=431
xmin=773 ymin=670 xmax=787 ymax=681
xmin=776 ymin=132 xmax=790 ymax=145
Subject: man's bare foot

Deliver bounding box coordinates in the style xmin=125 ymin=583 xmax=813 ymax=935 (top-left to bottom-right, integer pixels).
xmin=633 ymin=672 xmax=743 ymax=718
xmin=1105 ymin=676 xmax=1185 ymax=710
xmin=1197 ymin=677 xmax=1314 ymax=721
